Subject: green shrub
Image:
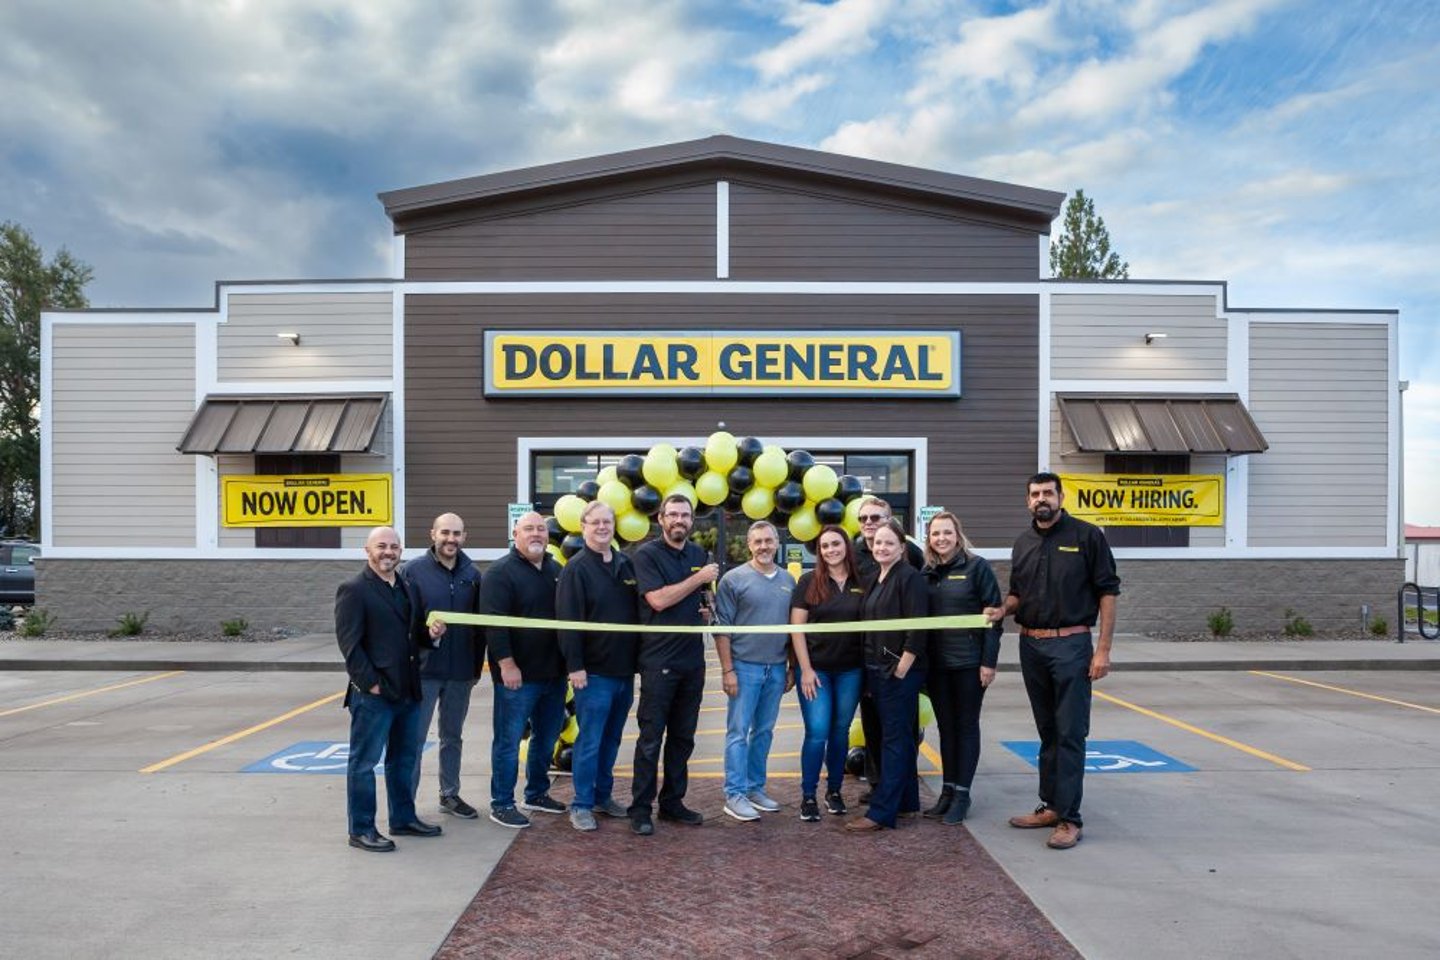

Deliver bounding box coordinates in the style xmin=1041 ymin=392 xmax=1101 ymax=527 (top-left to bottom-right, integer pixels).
xmin=109 ymin=610 xmax=149 ymax=637
xmin=1369 ymin=617 xmax=1388 ymax=636
xmin=0 ymin=607 xmax=13 ymax=631
xmin=19 ymin=609 xmax=55 ymax=637
xmin=1206 ymin=607 xmax=1234 ymax=638
xmin=1282 ymin=608 xmax=1314 ymax=637
xmin=221 ymin=617 xmax=249 ymax=637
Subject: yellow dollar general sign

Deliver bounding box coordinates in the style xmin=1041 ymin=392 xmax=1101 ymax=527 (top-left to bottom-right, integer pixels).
xmin=222 ymin=474 xmax=392 ymax=528
xmin=483 ymin=331 xmax=960 ymax=396
xmin=1061 ymin=474 xmax=1224 ymax=527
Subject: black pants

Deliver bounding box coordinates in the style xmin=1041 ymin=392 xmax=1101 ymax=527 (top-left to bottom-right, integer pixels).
xmin=1019 ymin=632 xmax=1092 ymax=825
xmin=859 ymin=685 xmax=924 ymax=787
xmin=629 ymin=665 xmax=706 ymax=816
xmin=928 ymin=666 xmax=986 ymax=790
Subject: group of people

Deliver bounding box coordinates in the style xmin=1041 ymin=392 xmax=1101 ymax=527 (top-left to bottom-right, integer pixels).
xmin=334 ymin=472 xmax=1120 ymax=856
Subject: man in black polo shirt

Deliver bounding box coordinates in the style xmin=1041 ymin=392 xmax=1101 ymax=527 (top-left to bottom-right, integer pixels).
xmin=985 ymin=472 xmax=1120 ymax=851
xmin=627 ymin=493 xmax=719 ymax=836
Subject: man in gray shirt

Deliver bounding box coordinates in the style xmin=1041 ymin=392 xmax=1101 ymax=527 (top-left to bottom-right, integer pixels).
xmin=714 ymin=521 xmax=797 ymax=822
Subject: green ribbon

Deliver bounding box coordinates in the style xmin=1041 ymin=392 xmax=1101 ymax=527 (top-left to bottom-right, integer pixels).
xmin=427 ymin=612 xmax=991 ymax=634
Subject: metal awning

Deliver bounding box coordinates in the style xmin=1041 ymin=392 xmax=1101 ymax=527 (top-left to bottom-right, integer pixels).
xmin=1057 ymin=394 xmax=1268 ymax=455
xmin=177 ymin=395 xmax=388 ymax=455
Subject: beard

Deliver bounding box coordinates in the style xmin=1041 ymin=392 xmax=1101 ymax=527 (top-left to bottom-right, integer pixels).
xmin=1032 ymin=503 xmax=1057 ymax=522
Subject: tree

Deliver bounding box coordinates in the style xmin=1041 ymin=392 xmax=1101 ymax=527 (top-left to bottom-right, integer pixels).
xmin=0 ymin=223 xmax=92 ymax=538
xmin=1049 ymin=189 xmax=1129 ymax=279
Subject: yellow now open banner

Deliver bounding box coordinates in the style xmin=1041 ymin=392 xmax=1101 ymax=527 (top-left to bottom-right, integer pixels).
xmin=1061 ymin=473 xmax=1223 ymax=527
xmin=483 ymin=330 xmax=961 ymax=397
xmin=222 ymin=474 xmax=392 ymax=528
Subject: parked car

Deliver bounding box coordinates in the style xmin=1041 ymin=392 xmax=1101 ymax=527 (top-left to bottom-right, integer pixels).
xmin=0 ymin=541 xmax=39 ymax=605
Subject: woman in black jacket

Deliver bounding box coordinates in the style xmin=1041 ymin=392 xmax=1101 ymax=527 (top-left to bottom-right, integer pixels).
xmin=846 ymin=518 xmax=929 ymax=832
xmin=922 ymin=511 xmax=1002 ymax=824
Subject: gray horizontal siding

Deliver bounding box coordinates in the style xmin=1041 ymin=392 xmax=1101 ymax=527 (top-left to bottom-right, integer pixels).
xmin=50 ymin=324 xmax=196 ymax=546
xmin=1051 ymin=294 xmax=1225 ymax=380
xmin=729 ymin=181 xmax=1039 ymax=281
xmin=220 ymin=292 xmax=393 ymax=382
xmin=404 ymin=293 xmax=1039 ymax=549
xmin=1248 ymin=322 xmax=1388 ymax=546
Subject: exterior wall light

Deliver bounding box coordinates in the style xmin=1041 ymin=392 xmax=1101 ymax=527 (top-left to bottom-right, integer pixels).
xmin=277 ymin=332 xmax=301 ymax=346
xmin=1144 ymin=332 xmax=1168 ymax=345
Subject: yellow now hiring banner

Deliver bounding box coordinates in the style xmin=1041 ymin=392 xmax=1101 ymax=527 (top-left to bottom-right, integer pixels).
xmin=483 ymin=330 xmax=960 ymax=397
xmin=1060 ymin=474 xmax=1224 ymax=527
xmin=221 ymin=474 xmax=392 ymax=528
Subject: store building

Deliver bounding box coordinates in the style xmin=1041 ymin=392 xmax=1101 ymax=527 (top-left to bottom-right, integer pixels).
xmin=40 ymin=135 xmax=1403 ymax=634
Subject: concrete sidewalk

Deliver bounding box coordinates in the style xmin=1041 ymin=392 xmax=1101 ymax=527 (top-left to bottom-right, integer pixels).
xmin=3 ymin=631 xmax=1439 ymax=671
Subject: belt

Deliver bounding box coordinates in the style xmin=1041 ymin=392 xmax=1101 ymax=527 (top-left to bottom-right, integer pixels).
xmin=1020 ymin=625 xmax=1090 ymax=639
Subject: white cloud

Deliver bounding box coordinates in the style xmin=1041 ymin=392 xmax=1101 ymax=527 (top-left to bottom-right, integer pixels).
xmin=749 ymin=0 xmax=894 ymax=81
xmin=736 ymin=73 xmax=832 ymax=124
xmin=908 ymin=4 xmax=1066 ymax=100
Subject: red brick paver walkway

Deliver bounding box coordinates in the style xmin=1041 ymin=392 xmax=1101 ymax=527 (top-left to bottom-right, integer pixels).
xmin=438 ymin=778 xmax=1080 ymax=960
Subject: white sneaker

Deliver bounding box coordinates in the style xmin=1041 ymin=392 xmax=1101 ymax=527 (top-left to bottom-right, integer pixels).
xmin=569 ymin=807 xmax=598 ymax=832
xmin=748 ymin=790 xmax=782 ymax=812
xmin=723 ymin=794 xmax=761 ymax=822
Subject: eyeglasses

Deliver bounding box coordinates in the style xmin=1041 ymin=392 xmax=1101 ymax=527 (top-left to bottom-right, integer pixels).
xmin=858 ymin=514 xmax=886 ymax=523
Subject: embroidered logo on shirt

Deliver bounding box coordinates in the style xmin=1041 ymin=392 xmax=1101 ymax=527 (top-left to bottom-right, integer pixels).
xmin=1057 ymin=546 xmax=1080 ymax=553
xmin=947 ymin=574 xmax=967 ymax=580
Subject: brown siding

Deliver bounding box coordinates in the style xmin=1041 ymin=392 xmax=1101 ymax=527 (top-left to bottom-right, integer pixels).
xmin=404 ymin=294 xmax=1038 ymax=548
xmin=404 ymin=181 xmax=716 ymax=280
xmin=729 ymin=180 xmax=1040 ymax=281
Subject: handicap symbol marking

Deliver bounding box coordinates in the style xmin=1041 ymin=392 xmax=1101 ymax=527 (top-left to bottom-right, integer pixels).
xmin=241 ymin=740 xmax=433 ymax=775
xmin=1001 ymin=739 xmax=1196 ymax=773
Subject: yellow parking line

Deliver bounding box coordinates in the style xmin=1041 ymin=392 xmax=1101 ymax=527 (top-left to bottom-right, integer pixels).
xmin=140 ymin=691 xmax=344 ymax=774
xmin=1250 ymin=671 xmax=1440 ymax=715
xmin=918 ymin=741 xmax=943 ymax=771
xmin=0 ymin=671 xmax=184 ymax=718
xmin=621 ymin=722 xmax=803 ymax=743
xmin=1095 ymin=690 xmax=1310 ymax=771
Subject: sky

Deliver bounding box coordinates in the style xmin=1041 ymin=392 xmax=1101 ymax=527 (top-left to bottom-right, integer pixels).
xmin=3 ymin=0 xmax=1437 ymax=522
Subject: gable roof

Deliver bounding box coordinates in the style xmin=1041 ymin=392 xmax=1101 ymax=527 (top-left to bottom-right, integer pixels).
xmin=378 ymin=134 xmax=1065 ymax=229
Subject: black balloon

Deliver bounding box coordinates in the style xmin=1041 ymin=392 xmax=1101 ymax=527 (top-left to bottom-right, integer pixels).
xmin=815 ymin=498 xmax=845 ymax=525
xmin=694 ymin=501 xmax=716 ymax=519
xmin=786 ymin=449 xmax=816 ymax=481
xmin=631 ymin=484 xmax=662 ymax=516
xmin=727 ymin=465 xmax=755 ymax=494
xmin=677 ymin=446 xmax=706 ymax=480
xmin=836 ymin=474 xmax=864 ymax=503
xmin=561 ymin=534 xmax=585 ymax=559
xmin=547 ymin=516 xmax=566 ymax=545
xmin=723 ymin=491 xmax=745 ymax=512
xmin=774 ymin=480 xmax=806 ymax=512
xmin=617 ymin=454 xmax=646 ymax=488
xmin=576 ymin=480 xmax=600 ymax=502
xmin=737 ymin=436 xmax=764 ymax=466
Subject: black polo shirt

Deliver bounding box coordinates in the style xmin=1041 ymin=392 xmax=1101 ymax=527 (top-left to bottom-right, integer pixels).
xmin=1007 ymin=510 xmax=1121 ymax=631
xmin=789 ymin=571 xmax=864 ymax=672
xmin=481 ymin=547 xmax=564 ymax=681
xmin=556 ymin=546 xmax=640 ymax=677
xmin=632 ymin=538 xmax=708 ymax=672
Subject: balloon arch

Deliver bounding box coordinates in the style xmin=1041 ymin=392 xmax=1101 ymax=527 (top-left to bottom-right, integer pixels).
xmin=546 ymin=431 xmax=869 ymax=563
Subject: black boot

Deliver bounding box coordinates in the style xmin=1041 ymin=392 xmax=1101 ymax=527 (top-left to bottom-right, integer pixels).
xmin=923 ymin=784 xmax=955 ymax=819
xmin=944 ymin=788 xmax=971 ymax=824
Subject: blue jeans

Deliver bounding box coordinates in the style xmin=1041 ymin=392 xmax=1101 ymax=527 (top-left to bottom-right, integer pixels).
xmin=346 ymin=690 xmax=423 ymax=836
xmin=866 ymin=664 xmax=926 ymax=827
xmin=570 ymin=674 xmax=634 ymax=811
xmin=723 ymin=659 xmax=787 ymax=798
xmin=490 ymin=678 xmax=568 ymax=811
xmin=796 ymin=667 xmax=863 ymax=797
xmin=411 ymin=677 xmax=476 ymax=799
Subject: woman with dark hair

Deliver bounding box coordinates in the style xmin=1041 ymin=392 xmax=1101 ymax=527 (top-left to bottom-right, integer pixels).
xmin=847 ymin=518 xmax=929 ymax=832
xmin=921 ymin=511 xmax=1002 ymax=824
xmin=790 ymin=525 xmax=865 ymax=822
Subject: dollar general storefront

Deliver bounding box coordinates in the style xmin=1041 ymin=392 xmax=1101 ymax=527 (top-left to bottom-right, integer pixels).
xmin=39 ymin=136 xmax=1403 ymax=634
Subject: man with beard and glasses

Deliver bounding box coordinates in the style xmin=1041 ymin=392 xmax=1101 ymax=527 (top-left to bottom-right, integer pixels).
xmin=627 ymin=493 xmax=719 ymax=836
xmin=984 ymin=472 xmax=1120 ymax=851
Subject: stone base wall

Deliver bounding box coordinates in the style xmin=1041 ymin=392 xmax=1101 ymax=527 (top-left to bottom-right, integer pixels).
xmin=36 ymin=556 xmax=1406 ymax=637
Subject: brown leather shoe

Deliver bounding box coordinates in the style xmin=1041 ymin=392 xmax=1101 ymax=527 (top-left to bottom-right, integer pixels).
xmin=1046 ymin=821 xmax=1082 ymax=849
xmin=845 ymin=816 xmax=884 ymax=832
xmin=1009 ymin=806 xmax=1060 ymax=829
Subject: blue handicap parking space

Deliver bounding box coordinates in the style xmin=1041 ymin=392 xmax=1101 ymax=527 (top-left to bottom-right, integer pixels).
xmin=242 ymin=740 xmax=432 ymax=774
xmin=1002 ymin=739 xmax=1196 ymax=773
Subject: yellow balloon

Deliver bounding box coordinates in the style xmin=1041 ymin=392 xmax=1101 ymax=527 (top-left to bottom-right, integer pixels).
xmin=616 ymin=511 xmax=651 ymax=542
xmin=918 ymin=692 xmax=935 ymax=729
xmin=705 ymin=431 xmax=738 ymax=473
xmin=648 ymin=442 xmax=677 ymax=462
xmin=763 ymin=444 xmax=786 ymax=460
xmin=802 ymin=464 xmax=838 ymax=502
xmin=596 ymin=465 xmax=618 ymax=486
xmin=752 ymin=450 xmax=787 ymax=489
xmin=695 ymin=470 xmax=728 ymax=506
xmin=842 ymin=498 xmax=864 ymax=536
xmin=554 ymin=494 xmax=586 ymax=533
xmin=663 ymin=479 xmax=698 ymax=508
xmin=598 ymin=480 xmax=631 ymax=513
xmin=787 ymin=505 xmax=820 ymax=542
xmin=642 ymin=449 xmax=679 ymax=489
xmin=741 ymin=485 xmax=774 ymax=520
xmin=546 ymin=543 xmax=567 ymax=567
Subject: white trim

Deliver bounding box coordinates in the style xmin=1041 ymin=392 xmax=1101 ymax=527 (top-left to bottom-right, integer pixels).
xmin=716 ymin=181 xmax=730 ymax=279
xmin=392 ymin=291 xmax=406 ymax=538
xmin=42 ymin=547 xmax=362 ymax=561
xmin=1049 ymin=379 xmax=1240 ymax=395
xmin=1110 ymin=546 xmax=1398 ymax=560
xmin=1038 ymin=236 xmax=1048 ymax=279
xmin=1225 ymin=310 xmax=1249 ymax=546
xmin=218 ymin=282 xmax=399 ymax=297
xmin=204 ymin=379 xmax=395 ymax=395
xmin=1038 ymin=289 xmax=1051 ymax=469
xmin=1047 ymin=281 xmax=1226 ymax=298
xmin=39 ymin=313 xmax=53 ymax=549
xmin=392 ymin=234 xmax=406 ymax=279
xmin=45 ymin=311 xmax=209 ymax=325
xmin=194 ymin=316 xmax=219 ymax=548
xmin=1387 ymin=314 xmax=1401 ymax=554
xmin=1229 ymin=310 xmax=1394 ymax=324
xmin=396 ymin=280 xmax=1044 ymax=296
